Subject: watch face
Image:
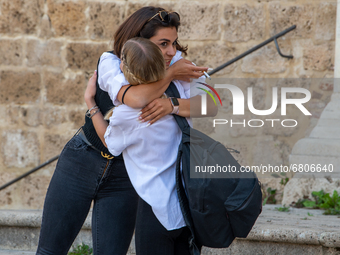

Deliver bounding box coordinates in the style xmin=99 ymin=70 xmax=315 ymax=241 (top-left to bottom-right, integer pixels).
xmin=171 ymin=97 xmax=179 ymax=106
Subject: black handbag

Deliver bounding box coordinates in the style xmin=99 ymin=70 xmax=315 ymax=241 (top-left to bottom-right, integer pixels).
xmin=165 ymin=82 xmax=262 ymax=252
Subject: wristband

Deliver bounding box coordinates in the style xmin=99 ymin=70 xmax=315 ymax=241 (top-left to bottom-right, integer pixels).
xmin=169 ymin=97 xmax=179 ymax=115
xmin=86 ymin=105 xmax=98 ymax=118
xmin=122 ymin=85 xmax=133 ymax=104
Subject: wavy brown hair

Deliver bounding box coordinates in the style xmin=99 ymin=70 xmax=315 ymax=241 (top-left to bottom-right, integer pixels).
xmin=121 ymin=37 xmax=165 ymax=85
xmin=113 ymin=6 xmax=187 ymax=57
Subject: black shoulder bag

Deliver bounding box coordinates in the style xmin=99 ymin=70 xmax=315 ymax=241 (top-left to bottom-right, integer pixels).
xmin=165 ymin=82 xmax=262 ymax=252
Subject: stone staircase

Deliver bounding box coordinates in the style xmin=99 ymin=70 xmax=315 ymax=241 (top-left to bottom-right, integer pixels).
xmin=1 ymin=205 xmax=340 ymax=255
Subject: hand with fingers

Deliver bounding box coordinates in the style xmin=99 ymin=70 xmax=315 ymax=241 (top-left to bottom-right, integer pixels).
xmin=168 ymin=58 xmax=208 ymax=82
xmin=138 ymin=97 xmax=173 ymax=126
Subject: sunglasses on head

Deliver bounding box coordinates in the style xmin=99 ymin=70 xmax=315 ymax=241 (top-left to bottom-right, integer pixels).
xmin=147 ymin=10 xmax=180 ymax=23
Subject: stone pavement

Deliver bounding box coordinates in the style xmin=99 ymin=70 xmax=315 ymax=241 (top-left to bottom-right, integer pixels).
xmin=1 ymin=205 xmax=340 ymax=254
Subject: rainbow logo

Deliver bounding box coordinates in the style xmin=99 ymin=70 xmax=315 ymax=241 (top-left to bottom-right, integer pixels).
xmin=197 ymin=82 xmax=223 ymax=106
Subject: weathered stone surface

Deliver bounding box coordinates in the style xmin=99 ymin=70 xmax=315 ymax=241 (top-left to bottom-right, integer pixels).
xmin=20 ymin=107 xmax=43 ymax=127
xmin=213 ymin=78 xmax=267 ymax=114
xmin=223 ymin=4 xmax=265 ymax=42
xmin=269 ymin=4 xmax=314 ymax=39
xmin=241 ymin=45 xmax=289 ymax=74
xmin=42 ymin=107 xmax=67 ymax=128
xmin=39 ymin=14 xmax=53 ymax=39
xmin=309 ymin=119 xmax=340 ymax=139
xmin=0 ymin=39 xmax=23 ymax=65
xmin=311 ymin=91 xmax=323 ymax=100
xmin=5 ymin=106 xmax=20 ymax=126
xmin=252 ymin=136 xmax=288 ymax=167
xmin=178 ymin=3 xmax=220 ymax=40
xmin=272 ymin=78 xmax=311 ymax=108
xmin=304 ymin=43 xmax=334 ymax=71
xmin=228 ymin=114 xmax=261 ymax=138
xmin=306 ymin=100 xmax=328 ymax=119
xmin=187 ymin=43 xmax=237 ymax=75
xmin=0 ymin=172 xmax=17 ymax=207
xmin=292 ymin=139 xmax=340 ymax=158
xmin=0 ymin=107 xmax=8 ymax=127
xmin=224 ymin=240 xmax=324 ymax=255
xmin=66 ymin=43 xmax=109 ymax=70
xmin=2 ymin=205 xmax=340 ymax=253
xmin=43 ymin=134 xmax=70 ymax=162
xmin=126 ymin=3 xmax=144 ymax=18
xmin=26 ymin=39 xmax=63 ymax=68
xmin=69 ymin=109 xmax=85 ymax=128
xmin=0 ymin=0 xmax=43 ymax=34
xmin=88 ymin=2 xmax=124 ymax=40
xmin=260 ymin=177 xmax=285 ymax=204
xmin=20 ymin=176 xmax=51 ymax=209
xmin=4 ymin=105 xmax=44 ymax=128
xmin=0 ymin=226 xmax=40 ymax=251
xmin=47 ymin=0 xmax=86 ymax=38
xmin=0 ymin=71 xmax=41 ymax=104
xmin=192 ymin=118 xmax=215 ymax=135
xmin=282 ymin=178 xmax=340 ymax=206
xmin=2 ymin=130 xmax=40 ymax=168
xmin=319 ymin=81 xmax=334 ymax=92
xmin=315 ymin=3 xmax=337 ymax=41
xmin=289 ymin=155 xmax=340 ymax=176
xmin=44 ymin=72 xmax=84 ymax=105
xmin=263 ymin=112 xmax=298 ymax=137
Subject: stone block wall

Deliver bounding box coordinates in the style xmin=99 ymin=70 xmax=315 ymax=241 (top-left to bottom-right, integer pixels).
xmin=0 ymin=0 xmax=337 ymax=209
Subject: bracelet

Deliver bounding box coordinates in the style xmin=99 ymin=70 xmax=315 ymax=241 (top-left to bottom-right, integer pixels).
xmin=86 ymin=105 xmax=98 ymax=117
xmin=89 ymin=109 xmax=100 ymax=118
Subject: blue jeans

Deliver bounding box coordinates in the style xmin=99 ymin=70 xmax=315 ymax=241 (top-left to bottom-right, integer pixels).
xmin=36 ymin=134 xmax=139 ymax=255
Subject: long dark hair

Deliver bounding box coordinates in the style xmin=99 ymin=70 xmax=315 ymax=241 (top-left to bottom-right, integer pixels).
xmin=113 ymin=6 xmax=187 ymax=57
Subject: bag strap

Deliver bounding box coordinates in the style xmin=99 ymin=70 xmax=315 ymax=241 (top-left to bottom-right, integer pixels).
xmin=175 ymin=148 xmax=201 ymax=255
xmin=166 ymin=82 xmax=201 ymax=255
xmin=165 ymin=82 xmax=191 ymax=132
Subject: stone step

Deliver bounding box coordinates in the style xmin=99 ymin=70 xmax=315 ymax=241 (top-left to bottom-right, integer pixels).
xmin=1 ymin=206 xmax=340 ymax=255
xmin=291 ymin=137 xmax=340 ymax=157
xmin=0 ymin=251 xmax=35 ymax=255
xmin=0 ymin=210 xmax=92 ymax=253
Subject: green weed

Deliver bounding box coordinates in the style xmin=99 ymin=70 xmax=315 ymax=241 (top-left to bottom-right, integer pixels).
xmin=68 ymin=243 xmax=93 ymax=255
xmin=301 ymin=190 xmax=340 ymax=215
xmin=275 ymin=205 xmax=290 ymax=212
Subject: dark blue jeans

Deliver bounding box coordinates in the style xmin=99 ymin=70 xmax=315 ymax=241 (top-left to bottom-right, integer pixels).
xmin=36 ymin=134 xmax=139 ymax=255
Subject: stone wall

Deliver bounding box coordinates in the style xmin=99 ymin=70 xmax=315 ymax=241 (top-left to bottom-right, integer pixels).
xmin=0 ymin=0 xmax=337 ymax=209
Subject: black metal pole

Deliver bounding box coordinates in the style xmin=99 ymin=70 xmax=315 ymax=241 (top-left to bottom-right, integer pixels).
xmin=207 ymin=25 xmax=296 ymax=76
xmin=0 ymin=155 xmax=59 ymax=191
xmin=0 ymin=26 xmax=297 ymax=192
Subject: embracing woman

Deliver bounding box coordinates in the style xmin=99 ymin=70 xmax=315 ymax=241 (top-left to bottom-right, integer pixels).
xmin=36 ymin=6 xmax=211 ymax=255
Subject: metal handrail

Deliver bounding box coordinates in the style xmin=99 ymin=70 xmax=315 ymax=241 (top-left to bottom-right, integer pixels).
xmin=208 ymin=25 xmax=296 ymax=76
xmin=0 ymin=25 xmax=296 ymax=192
xmin=0 ymin=155 xmax=59 ymax=191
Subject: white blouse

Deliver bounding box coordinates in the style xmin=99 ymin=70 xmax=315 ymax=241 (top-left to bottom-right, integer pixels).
xmin=98 ymin=50 xmax=205 ymax=230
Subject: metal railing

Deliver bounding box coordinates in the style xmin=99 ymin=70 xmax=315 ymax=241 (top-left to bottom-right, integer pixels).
xmin=0 ymin=25 xmax=296 ymax=191
xmin=0 ymin=155 xmax=59 ymax=191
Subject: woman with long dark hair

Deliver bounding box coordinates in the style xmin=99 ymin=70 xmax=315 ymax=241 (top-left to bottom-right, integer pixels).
xmin=36 ymin=6 xmax=209 ymax=255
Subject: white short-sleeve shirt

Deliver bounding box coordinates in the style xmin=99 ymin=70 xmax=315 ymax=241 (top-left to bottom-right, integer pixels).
xmin=99 ymin=50 xmax=207 ymax=230
xmin=104 ymin=81 xmax=187 ymax=230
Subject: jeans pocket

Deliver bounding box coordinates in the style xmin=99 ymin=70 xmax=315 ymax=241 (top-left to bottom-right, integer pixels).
xmin=66 ymin=135 xmax=89 ymax=151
